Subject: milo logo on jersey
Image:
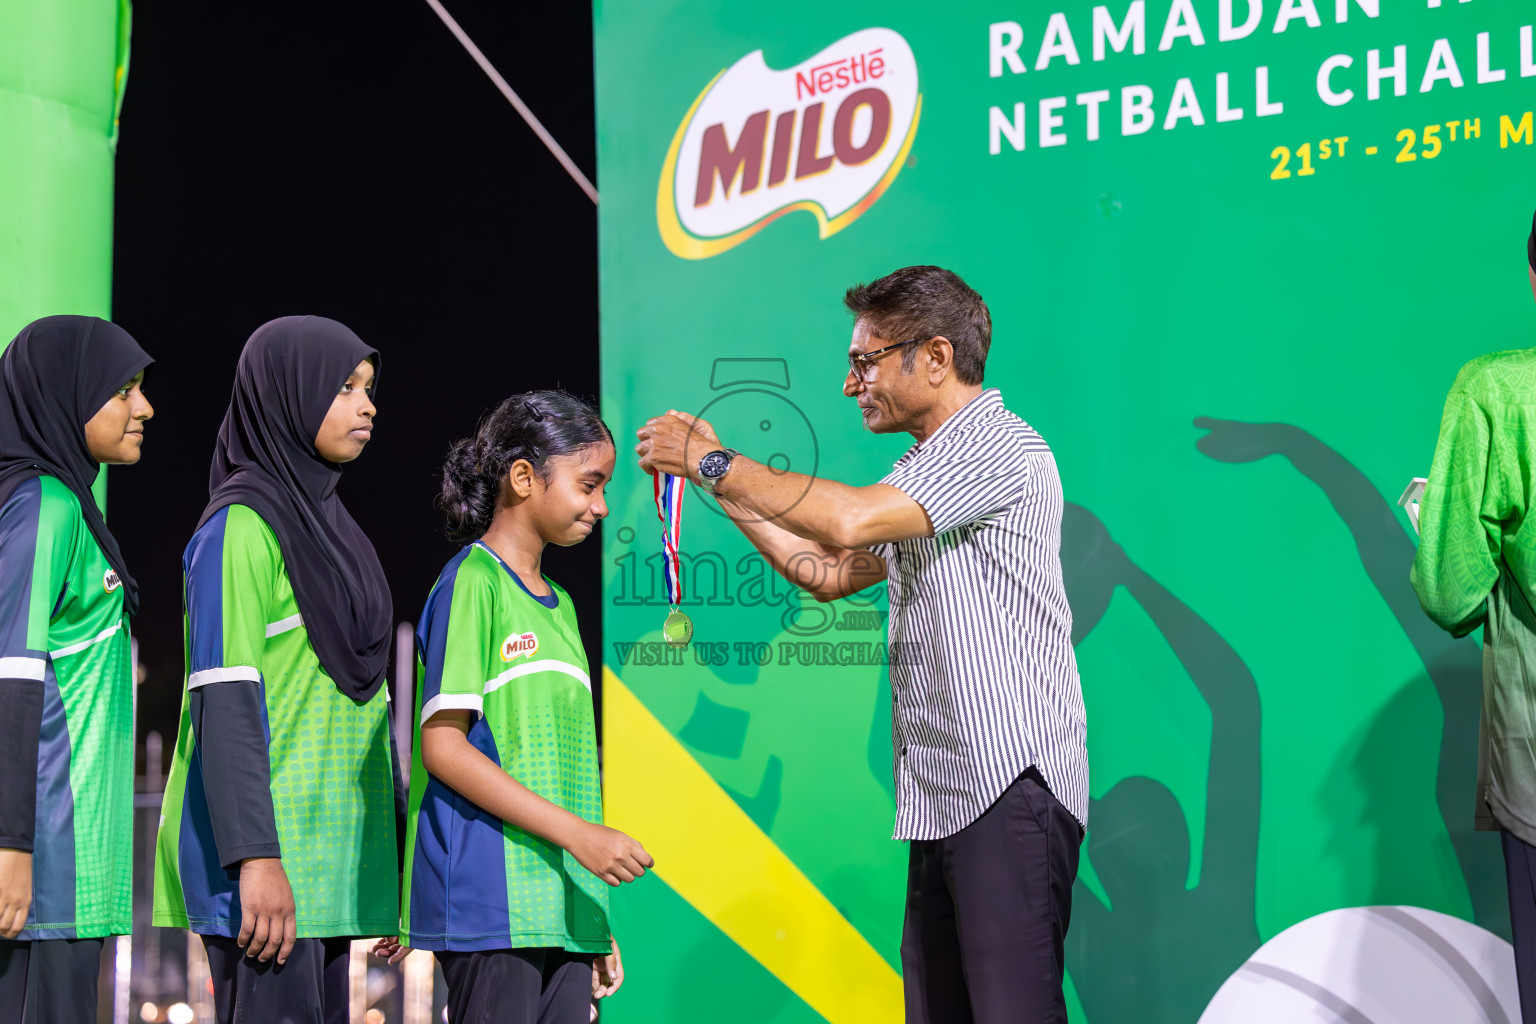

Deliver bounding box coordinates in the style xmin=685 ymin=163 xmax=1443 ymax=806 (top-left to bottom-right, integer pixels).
xmin=657 ymin=27 xmax=921 ymax=260
xmin=501 ymin=632 xmax=539 ymax=662
xmin=103 ymin=569 xmax=122 ymax=593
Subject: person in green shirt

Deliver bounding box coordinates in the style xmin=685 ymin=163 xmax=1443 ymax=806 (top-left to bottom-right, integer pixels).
xmin=0 ymin=316 xmax=154 ymax=1024
xmin=1412 ymin=210 xmax=1536 ymax=1020
xmin=374 ymin=390 xmax=651 ymax=1024
xmin=154 ymin=316 xmax=398 ymax=1023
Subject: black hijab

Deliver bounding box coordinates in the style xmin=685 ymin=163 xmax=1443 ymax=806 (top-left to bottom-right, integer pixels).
xmin=202 ymin=316 xmax=391 ymax=702
xmin=0 ymin=316 xmax=153 ymax=617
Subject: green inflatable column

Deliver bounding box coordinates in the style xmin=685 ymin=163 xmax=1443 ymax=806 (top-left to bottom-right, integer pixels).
xmin=0 ymin=0 xmax=130 ymax=343
xmin=0 ymin=0 xmax=131 ymax=507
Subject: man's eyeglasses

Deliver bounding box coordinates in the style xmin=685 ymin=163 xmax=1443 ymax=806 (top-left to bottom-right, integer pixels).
xmin=847 ymin=339 xmax=919 ymax=383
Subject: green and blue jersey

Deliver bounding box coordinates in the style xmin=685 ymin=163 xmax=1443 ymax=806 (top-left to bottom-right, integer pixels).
xmin=401 ymin=542 xmax=610 ymax=953
xmin=153 ymin=503 xmax=398 ymax=937
xmin=0 ymin=476 xmax=134 ymax=940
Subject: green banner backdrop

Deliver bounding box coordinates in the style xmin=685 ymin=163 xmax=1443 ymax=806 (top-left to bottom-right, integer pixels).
xmin=596 ymin=1 xmax=1535 ymax=1020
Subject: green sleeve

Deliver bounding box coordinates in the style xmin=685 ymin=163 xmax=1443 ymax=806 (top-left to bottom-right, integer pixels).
xmin=0 ymin=481 xmax=80 ymax=851
xmin=419 ymin=557 xmax=498 ymax=722
xmin=184 ymin=504 xmax=285 ymax=865
xmin=185 ymin=504 xmax=279 ymax=686
xmin=1411 ymin=385 xmax=1501 ymax=637
xmin=218 ymin=505 xmax=281 ymax=676
xmin=23 ymin=480 xmax=81 ymax=654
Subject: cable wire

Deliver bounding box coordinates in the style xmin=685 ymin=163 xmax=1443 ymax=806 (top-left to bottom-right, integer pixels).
xmin=422 ymin=0 xmax=600 ymax=205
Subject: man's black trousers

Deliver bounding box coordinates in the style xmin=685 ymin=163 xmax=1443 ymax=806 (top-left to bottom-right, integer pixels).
xmin=901 ymin=767 xmax=1083 ymax=1024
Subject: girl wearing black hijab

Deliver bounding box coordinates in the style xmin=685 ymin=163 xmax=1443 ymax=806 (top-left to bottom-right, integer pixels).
xmin=0 ymin=316 xmax=154 ymax=1024
xmin=152 ymin=316 xmax=396 ymax=1023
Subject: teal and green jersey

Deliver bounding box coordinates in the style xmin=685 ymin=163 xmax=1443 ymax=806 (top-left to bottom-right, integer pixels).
xmin=152 ymin=503 xmax=399 ymax=937
xmin=401 ymin=541 xmax=610 ymax=953
xmin=0 ymin=476 xmax=134 ymax=940
xmin=1412 ymin=348 xmax=1536 ymax=844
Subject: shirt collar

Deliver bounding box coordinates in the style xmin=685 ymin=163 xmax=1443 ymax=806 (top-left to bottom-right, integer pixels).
xmin=903 ymin=388 xmax=1004 ymax=458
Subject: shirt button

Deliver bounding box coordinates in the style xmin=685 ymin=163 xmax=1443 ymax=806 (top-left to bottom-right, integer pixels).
xmin=901 ymin=747 xmax=908 ymax=757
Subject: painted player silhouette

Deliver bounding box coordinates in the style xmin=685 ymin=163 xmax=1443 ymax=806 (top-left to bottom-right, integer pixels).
xmin=1193 ymin=416 xmax=1505 ymax=937
xmin=1064 ymin=418 xmax=1506 ymax=1024
xmin=1061 ymin=501 xmax=1262 ymax=1024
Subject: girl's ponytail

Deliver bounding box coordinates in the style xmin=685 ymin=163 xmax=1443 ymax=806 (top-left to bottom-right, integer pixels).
xmin=438 ymin=435 xmax=499 ymax=542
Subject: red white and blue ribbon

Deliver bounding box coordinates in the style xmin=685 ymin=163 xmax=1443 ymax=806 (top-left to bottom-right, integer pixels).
xmin=653 ymin=471 xmax=686 ymax=607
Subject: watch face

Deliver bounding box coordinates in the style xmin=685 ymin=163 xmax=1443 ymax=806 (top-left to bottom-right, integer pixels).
xmin=700 ymin=451 xmax=729 ymax=478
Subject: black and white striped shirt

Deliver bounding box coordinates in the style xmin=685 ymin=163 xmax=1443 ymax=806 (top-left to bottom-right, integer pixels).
xmin=875 ymin=388 xmax=1088 ymax=841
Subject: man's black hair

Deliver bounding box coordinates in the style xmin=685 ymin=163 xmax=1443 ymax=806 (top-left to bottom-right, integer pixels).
xmin=843 ymin=266 xmax=992 ymax=386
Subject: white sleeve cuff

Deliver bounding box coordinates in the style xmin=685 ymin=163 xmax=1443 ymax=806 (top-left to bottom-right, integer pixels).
xmin=420 ymin=692 xmax=484 ymax=726
xmin=0 ymin=656 xmax=45 ymax=681
xmin=188 ymin=666 xmax=261 ymax=690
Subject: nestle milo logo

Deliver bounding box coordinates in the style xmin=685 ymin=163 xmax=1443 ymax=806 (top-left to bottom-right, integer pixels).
xmin=658 ymin=28 xmax=921 ymax=260
xmin=501 ymin=631 xmax=539 ymax=662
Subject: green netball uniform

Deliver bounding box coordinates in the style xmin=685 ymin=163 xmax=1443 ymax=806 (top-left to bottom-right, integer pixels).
xmin=400 ymin=540 xmax=610 ymax=953
xmin=152 ymin=503 xmax=398 ymax=937
xmin=0 ymin=477 xmax=133 ymax=940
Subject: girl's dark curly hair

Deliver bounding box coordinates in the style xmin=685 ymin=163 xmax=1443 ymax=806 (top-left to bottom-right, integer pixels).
xmin=438 ymin=390 xmax=613 ymax=542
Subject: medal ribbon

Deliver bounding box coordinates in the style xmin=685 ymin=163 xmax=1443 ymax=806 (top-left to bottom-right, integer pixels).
xmin=653 ymin=471 xmax=686 ymax=607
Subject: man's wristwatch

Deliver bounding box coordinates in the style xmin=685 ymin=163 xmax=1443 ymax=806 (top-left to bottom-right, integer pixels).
xmin=696 ymin=448 xmax=740 ymax=494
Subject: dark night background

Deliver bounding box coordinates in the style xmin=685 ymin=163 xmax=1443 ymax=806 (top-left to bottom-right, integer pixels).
xmin=110 ymin=1 xmax=604 ymax=750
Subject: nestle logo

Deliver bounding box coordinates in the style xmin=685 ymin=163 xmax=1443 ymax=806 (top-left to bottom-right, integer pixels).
xmin=794 ymin=48 xmax=887 ymax=101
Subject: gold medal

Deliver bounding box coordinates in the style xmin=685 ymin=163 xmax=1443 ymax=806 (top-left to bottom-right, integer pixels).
xmin=663 ymin=609 xmax=694 ymax=648
xmin=655 ymin=472 xmax=693 ymax=648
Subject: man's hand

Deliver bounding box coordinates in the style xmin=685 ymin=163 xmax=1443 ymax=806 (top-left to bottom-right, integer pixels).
xmin=238 ymin=857 xmax=297 ymax=964
xmin=593 ymin=937 xmax=625 ymax=999
xmin=371 ymin=936 xmax=409 ymax=965
xmin=636 ymin=411 xmax=722 ymax=482
xmin=567 ymin=823 xmax=654 ymax=887
xmin=0 ymin=849 xmax=32 ymax=939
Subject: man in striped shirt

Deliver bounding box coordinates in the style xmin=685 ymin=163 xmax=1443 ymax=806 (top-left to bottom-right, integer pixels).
xmin=637 ymin=265 xmax=1087 ymax=1023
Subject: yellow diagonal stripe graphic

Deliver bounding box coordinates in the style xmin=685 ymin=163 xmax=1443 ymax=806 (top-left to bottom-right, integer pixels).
xmin=604 ymin=668 xmax=904 ymax=1023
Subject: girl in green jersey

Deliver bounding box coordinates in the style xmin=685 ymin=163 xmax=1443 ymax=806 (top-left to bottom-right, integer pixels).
xmin=154 ymin=317 xmax=398 ymax=1023
xmin=379 ymin=391 xmax=651 ymax=1024
xmin=0 ymin=317 xmax=154 ymax=1024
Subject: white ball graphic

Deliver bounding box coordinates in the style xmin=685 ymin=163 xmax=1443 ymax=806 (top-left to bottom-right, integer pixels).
xmin=1200 ymin=906 xmax=1518 ymax=1023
